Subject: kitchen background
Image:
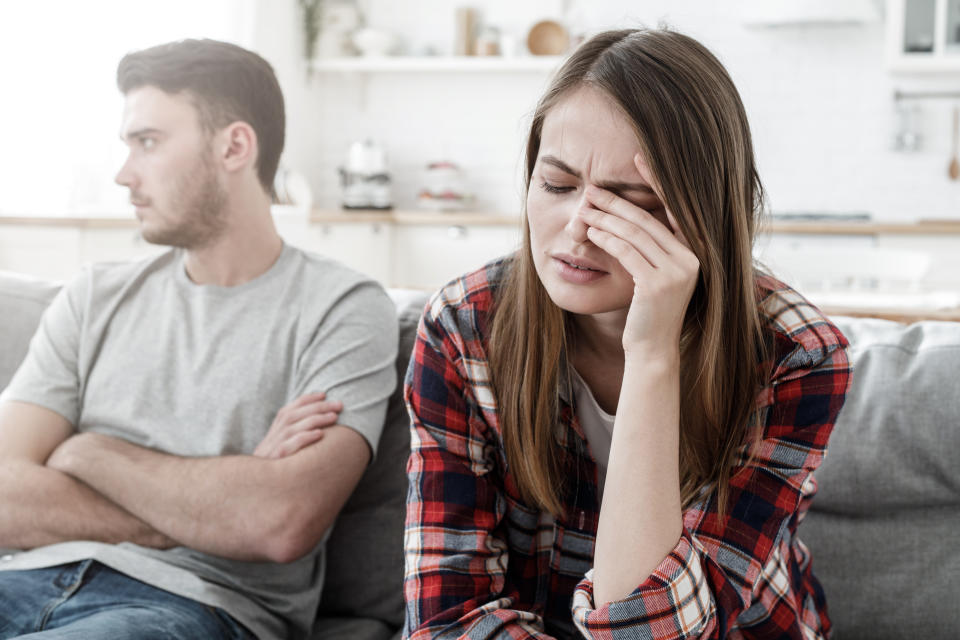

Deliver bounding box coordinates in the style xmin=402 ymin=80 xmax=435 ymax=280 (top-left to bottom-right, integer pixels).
xmin=2 ymin=0 xmax=960 ymax=317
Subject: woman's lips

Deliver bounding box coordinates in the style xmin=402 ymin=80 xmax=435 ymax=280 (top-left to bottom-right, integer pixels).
xmin=552 ymin=255 xmax=607 ymax=284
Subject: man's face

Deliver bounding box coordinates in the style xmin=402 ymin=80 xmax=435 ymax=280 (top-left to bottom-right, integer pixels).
xmin=115 ymin=86 xmax=227 ymax=249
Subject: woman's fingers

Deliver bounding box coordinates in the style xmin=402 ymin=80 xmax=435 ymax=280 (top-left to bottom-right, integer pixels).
xmin=583 ymin=186 xmax=681 ymax=253
xmin=580 ymin=206 xmax=666 ymax=269
xmin=585 ymin=226 xmax=656 ymax=277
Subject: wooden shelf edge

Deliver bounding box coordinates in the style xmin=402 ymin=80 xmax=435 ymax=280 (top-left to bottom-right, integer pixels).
xmin=309 ymin=209 xmax=520 ymax=226
xmin=309 ymin=55 xmax=564 ymax=73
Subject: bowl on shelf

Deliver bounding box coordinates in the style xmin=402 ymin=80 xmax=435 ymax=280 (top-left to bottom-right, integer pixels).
xmin=352 ymin=28 xmax=398 ymax=56
xmin=527 ymin=20 xmax=569 ymax=55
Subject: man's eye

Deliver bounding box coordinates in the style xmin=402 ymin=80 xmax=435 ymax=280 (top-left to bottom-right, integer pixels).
xmin=540 ymin=181 xmax=574 ymax=194
xmin=139 ymin=137 xmax=156 ymax=150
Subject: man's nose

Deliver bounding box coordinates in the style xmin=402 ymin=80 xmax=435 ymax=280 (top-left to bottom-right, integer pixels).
xmin=114 ymin=156 xmax=135 ymax=188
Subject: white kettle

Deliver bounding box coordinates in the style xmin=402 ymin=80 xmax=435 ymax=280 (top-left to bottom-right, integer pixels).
xmin=339 ymin=139 xmax=392 ymax=210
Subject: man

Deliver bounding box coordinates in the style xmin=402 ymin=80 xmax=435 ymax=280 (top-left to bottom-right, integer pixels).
xmin=0 ymin=39 xmax=398 ymax=640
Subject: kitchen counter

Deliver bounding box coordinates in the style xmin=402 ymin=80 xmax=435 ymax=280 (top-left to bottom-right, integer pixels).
xmin=5 ymin=213 xmax=960 ymax=234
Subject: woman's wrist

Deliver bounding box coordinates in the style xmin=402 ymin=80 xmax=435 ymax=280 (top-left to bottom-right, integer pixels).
xmin=622 ymin=342 xmax=681 ymax=370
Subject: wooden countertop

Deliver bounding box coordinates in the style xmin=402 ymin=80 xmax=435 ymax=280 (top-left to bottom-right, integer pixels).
xmin=760 ymin=219 xmax=960 ymax=235
xmin=307 ymin=209 xmax=519 ymax=225
xmin=4 ymin=212 xmax=960 ymax=233
xmin=0 ymin=210 xmax=520 ymax=228
xmin=0 ymin=215 xmax=138 ymax=228
xmin=820 ymin=305 xmax=960 ymax=322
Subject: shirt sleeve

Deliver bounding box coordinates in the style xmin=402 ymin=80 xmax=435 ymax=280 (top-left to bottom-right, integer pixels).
xmin=293 ymin=280 xmax=398 ymax=457
xmin=570 ymin=329 xmax=851 ymax=640
xmin=403 ymin=305 xmax=557 ymax=640
xmin=0 ymin=272 xmax=87 ymax=426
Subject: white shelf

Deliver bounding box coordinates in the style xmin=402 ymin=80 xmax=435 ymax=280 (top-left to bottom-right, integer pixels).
xmin=310 ymin=55 xmax=565 ymax=73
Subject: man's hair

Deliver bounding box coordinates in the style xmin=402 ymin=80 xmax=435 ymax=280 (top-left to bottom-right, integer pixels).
xmin=117 ymin=39 xmax=285 ymax=192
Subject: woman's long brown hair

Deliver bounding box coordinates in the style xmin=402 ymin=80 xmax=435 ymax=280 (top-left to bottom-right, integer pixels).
xmin=490 ymin=29 xmax=769 ymax=518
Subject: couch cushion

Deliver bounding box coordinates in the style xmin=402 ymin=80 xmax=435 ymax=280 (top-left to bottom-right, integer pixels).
xmin=802 ymin=317 xmax=960 ymax=639
xmin=314 ymin=289 xmax=427 ymax=634
xmin=0 ymin=271 xmax=62 ymax=390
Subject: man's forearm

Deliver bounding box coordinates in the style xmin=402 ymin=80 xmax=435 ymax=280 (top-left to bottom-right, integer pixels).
xmin=0 ymin=461 xmax=174 ymax=550
xmin=48 ymin=430 xmax=369 ymax=563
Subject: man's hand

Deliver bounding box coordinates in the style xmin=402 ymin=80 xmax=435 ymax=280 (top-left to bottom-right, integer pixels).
xmin=46 ymin=431 xmax=106 ymax=473
xmin=254 ymin=392 xmax=343 ymax=459
xmin=43 ymin=431 xmax=177 ymax=550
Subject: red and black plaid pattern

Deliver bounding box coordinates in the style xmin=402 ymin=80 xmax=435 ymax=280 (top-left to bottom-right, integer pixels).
xmin=403 ymin=259 xmax=850 ymax=640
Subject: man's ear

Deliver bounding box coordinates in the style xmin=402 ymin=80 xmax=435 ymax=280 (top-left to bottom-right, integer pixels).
xmin=218 ymin=122 xmax=258 ymax=175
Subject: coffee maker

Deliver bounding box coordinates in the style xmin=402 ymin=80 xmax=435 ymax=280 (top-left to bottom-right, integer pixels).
xmin=339 ymin=139 xmax=392 ymax=210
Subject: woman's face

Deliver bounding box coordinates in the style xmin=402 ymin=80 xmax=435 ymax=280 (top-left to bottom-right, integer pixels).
xmin=527 ymin=86 xmax=669 ymax=317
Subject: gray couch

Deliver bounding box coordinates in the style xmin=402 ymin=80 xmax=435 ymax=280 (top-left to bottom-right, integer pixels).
xmin=1 ymin=269 xmax=957 ymax=639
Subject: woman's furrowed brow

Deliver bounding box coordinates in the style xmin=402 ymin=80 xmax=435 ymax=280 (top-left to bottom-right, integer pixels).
xmin=540 ymin=155 xmax=580 ymax=178
xmin=541 ymin=154 xmax=655 ymax=194
xmin=594 ymin=179 xmax=655 ymax=194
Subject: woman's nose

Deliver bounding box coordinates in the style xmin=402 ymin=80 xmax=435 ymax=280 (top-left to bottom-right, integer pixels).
xmin=564 ymin=201 xmax=590 ymax=244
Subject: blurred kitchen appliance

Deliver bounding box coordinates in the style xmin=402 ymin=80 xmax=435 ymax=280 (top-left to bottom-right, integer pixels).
xmin=339 ymin=140 xmax=392 ymax=210
xmin=417 ymin=161 xmax=473 ymax=211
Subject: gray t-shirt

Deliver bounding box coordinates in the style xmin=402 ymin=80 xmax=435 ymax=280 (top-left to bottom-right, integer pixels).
xmin=0 ymin=244 xmax=398 ymax=640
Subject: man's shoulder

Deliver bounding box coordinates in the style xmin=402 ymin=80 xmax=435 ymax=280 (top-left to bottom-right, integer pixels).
xmin=64 ymin=249 xmax=179 ymax=301
xmin=287 ymin=246 xmax=395 ymax=324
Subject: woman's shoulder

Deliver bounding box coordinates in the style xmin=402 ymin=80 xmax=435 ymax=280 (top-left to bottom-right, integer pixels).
xmin=422 ymin=254 xmax=513 ymax=332
xmin=755 ymin=273 xmax=850 ymax=376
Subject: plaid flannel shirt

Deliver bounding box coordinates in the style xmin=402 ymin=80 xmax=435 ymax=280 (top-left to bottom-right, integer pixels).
xmin=403 ymin=257 xmax=851 ymax=640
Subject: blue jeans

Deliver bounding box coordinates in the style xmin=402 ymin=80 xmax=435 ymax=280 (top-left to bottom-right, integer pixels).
xmin=0 ymin=560 xmax=252 ymax=639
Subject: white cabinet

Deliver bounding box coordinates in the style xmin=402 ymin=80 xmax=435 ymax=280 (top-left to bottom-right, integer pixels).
xmin=886 ymin=0 xmax=960 ymax=71
xmin=877 ymin=233 xmax=960 ymax=288
xmin=1 ymin=223 xmax=163 ymax=280
xmin=391 ymin=223 xmax=520 ymax=290
xmin=0 ymin=225 xmax=80 ymax=281
xmin=79 ymin=227 xmax=164 ymax=266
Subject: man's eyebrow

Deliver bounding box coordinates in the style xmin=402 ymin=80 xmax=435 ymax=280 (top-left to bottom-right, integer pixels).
xmin=119 ymin=127 xmax=161 ymax=142
xmin=540 ymin=154 xmax=655 ymax=194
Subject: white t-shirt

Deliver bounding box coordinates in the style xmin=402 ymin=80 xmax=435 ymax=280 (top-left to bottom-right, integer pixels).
xmin=571 ymin=367 xmax=616 ymax=495
xmin=0 ymin=244 xmax=399 ymax=640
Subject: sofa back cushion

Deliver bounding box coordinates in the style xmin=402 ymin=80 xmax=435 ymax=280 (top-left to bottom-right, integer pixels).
xmin=802 ymin=316 xmax=960 ymax=639
xmin=315 ymin=289 xmax=427 ymax=631
xmin=0 ymin=271 xmax=61 ymax=388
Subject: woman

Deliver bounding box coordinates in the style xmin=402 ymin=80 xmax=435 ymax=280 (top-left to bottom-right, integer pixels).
xmin=403 ymin=28 xmax=850 ymax=639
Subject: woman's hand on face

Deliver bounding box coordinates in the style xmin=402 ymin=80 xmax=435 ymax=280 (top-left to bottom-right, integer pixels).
xmin=580 ymin=154 xmax=700 ymax=359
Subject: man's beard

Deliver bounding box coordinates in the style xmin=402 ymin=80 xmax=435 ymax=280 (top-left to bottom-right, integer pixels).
xmin=141 ymin=150 xmax=228 ymax=250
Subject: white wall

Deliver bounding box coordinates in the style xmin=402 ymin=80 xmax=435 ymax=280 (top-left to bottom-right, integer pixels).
xmin=254 ymin=0 xmax=960 ymax=222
